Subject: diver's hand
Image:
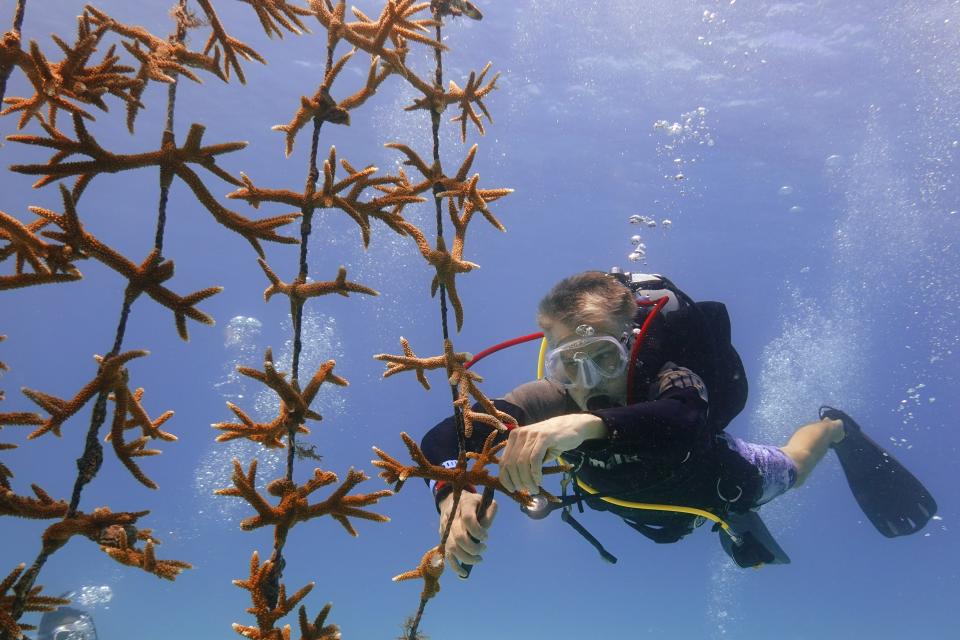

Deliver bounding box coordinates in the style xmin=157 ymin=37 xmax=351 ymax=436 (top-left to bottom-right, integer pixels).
xmin=439 ymin=490 xmax=498 ymax=578
xmin=499 ymin=414 xmax=607 ymax=495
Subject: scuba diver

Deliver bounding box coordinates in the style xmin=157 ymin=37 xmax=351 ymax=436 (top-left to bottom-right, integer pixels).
xmin=37 ymin=601 xmax=98 ymax=640
xmin=420 ymin=270 xmax=938 ymax=575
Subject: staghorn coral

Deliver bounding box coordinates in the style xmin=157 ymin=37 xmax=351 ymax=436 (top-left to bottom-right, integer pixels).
xmin=401 ymin=222 xmax=477 ymax=331
xmin=271 ymin=47 xmax=354 ymax=157
xmin=374 ymin=337 xmax=516 ymax=437
xmin=297 ymin=602 xmax=340 ymax=640
xmin=213 ymin=348 xmax=347 ymax=448
xmin=383 ymin=143 xmax=512 ymax=328
xmin=386 ymin=142 xmax=513 ymax=228
xmin=310 ymin=0 xmax=445 ymax=73
xmin=0 ymin=564 xmax=69 ymax=640
xmin=216 ymin=459 xmax=392 ymax=543
xmin=372 ymin=430 xmax=555 ymax=503
xmin=392 ymin=545 xmax=444 ymax=601
xmin=405 ymin=62 xmax=499 ymax=142
xmin=240 ymin=0 xmax=315 ymax=39
xmin=232 ymin=551 xmax=317 ymax=640
xmin=374 ymin=336 xmax=469 ymax=390
xmin=8 ymin=115 xmax=301 ymax=255
xmin=228 ymin=146 xmax=425 ymax=247
xmin=82 ymin=4 xmax=227 ymax=131
xmin=0 ymin=209 xmax=83 ymax=290
xmin=0 ymin=16 xmax=142 ymax=130
xmin=258 ymin=260 xmax=378 ymax=303
xmin=29 ymin=187 xmax=221 ymax=340
xmin=195 ymin=0 xmax=267 ymax=83
xmin=3 ymin=1 xmax=514 ymax=637
xmin=106 ymin=384 xmax=176 ymax=489
xmin=0 ymin=483 xmax=67 ymax=519
xmin=21 ymin=349 xmax=148 ymax=440
xmin=38 ymin=506 xmax=190 ymax=580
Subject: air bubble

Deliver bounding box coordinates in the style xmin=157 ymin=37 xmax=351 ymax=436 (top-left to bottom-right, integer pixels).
xmin=662 ymin=219 xmax=672 ymax=228
xmin=778 ymin=185 xmax=794 ymax=196
xmin=825 ymin=154 xmax=845 ymax=168
xmin=630 ymin=235 xmax=643 ymax=245
xmin=789 ymin=205 xmax=804 ymax=214
xmin=629 ymin=214 xmax=643 ymax=224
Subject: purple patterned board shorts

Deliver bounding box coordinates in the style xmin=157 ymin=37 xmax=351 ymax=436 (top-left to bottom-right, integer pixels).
xmin=720 ymin=434 xmax=799 ymax=506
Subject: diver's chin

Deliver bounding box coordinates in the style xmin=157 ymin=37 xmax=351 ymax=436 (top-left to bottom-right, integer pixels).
xmin=585 ymin=394 xmax=618 ymax=410
xmin=574 ymin=388 xmax=623 ymax=411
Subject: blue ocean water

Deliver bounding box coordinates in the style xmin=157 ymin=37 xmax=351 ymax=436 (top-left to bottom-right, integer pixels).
xmin=1 ymin=1 xmax=957 ymax=639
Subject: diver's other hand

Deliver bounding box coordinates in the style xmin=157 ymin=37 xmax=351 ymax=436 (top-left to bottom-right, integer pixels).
xmin=439 ymin=490 xmax=498 ymax=578
xmin=498 ymin=413 xmax=607 ymax=495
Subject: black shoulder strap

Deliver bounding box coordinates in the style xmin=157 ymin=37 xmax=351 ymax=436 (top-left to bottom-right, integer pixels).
xmin=622 ymin=517 xmax=695 ymax=544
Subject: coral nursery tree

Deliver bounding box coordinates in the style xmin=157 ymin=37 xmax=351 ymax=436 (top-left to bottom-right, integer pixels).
xmin=0 ymin=1 xmax=554 ymax=638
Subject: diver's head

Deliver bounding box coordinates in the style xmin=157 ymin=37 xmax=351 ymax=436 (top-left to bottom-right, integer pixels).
xmin=37 ymin=605 xmax=98 ymax=640
xmin=538 ymin=271 xmax=634 ymax=409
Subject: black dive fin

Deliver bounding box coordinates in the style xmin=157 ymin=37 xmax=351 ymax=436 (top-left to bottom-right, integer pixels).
xmin=719 ymin=510 xmax=791 ymax=568
xmin=821 ymin=406 xmax=938 ymax=537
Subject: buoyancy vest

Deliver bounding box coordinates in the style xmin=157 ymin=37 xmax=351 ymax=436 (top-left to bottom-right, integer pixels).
xmin=561 ymin=273 xmax=784 ymax=565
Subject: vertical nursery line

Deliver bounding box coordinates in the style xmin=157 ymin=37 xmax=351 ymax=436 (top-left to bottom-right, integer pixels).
xmin=3 ymin=5 xmax=188 ymax=633
xmin=408 ymin=15 xmax=471 ymax=640
xmin=265 ymin=32 xmax=339 ymax=612
xmin=154 ymin=0 xmax=188 ymax=255
xmin=287 ymin=31 xmax=336 ymax=480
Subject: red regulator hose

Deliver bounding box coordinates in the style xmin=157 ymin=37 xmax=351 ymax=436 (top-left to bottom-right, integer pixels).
xmin=627 ymin=296 xmax=669 ymax=404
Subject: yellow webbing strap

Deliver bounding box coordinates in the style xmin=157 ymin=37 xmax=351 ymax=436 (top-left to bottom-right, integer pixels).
xmin=537 ymin=337 xmax=548 ymax=379
xmin=572 ymin=473 xmax=737 ymax=539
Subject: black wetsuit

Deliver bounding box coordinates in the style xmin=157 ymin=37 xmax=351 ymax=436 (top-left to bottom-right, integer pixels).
xmin=420 ymin=362 xmax=758 ymax=527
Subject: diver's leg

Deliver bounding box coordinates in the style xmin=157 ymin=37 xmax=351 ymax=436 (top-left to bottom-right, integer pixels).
xmin=779 ymin=418 xmax=844 ymax=486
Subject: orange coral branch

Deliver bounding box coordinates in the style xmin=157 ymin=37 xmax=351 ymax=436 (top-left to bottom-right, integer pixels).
xmin=392 ymin=545 xmax=444 ymax=601
xmin=214 ymin=349 xmax=347 ymax=448
xmin=258 ymin=260 xmax=378 ymax=303
xmin=0 ymin=483 xmax=68 ymax=519
xmin=106 ymin=385 xmax=176 ymax=490
xmin=232 ymin=551 xmax=315 ymax=640
xmin=311 ymin=0 xmax=445 ymax=75
xmin=215 ymin=460 xmax=391 ymax=542
xmin=29 ymin=187 xmax=222 ymax=340
xmin=82 ymin=4 xmax=227 ymax=131
xmin=240 ymin=0 xmax=314 ymax=39
xmin=0 ymin=209 xmax=83 ymax=282
xmin=39 ymin=507 xmax=190 ymax=580
xmin=195 ymin=0 xmax=266 ymax=83
xmin=9 ymin=116 xmax=299 ymax=255
xmin=22 ymin=349 xmax=148 ymax=439
xmin=373 ymin=337 xmax=470 ymax=390
xmin=0 ymin=564 xmax=70 ymax=640
xmin=229 ymin=146 xmax=422 ymax=248
xmin=372 ymin=431 xmax=564 ymax=501
xmin=297 ymin=602 xmax=339 ymax=640
xmin=405 ymin=62 xmax=499 ymax=142
xmin=0 ymin=17 xmax=142 ymax=130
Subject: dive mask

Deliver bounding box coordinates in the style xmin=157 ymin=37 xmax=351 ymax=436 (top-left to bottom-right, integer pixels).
xmin=543 ymin=325 xmax=629 ymax=390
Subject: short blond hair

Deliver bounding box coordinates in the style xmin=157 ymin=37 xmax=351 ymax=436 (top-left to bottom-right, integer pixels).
xmin=537 ymin=271 xmax=635 ymax=336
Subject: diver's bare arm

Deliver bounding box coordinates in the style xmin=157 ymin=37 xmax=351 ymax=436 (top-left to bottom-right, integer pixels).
xmin=499 ymin=414 xmax=606 ymax=494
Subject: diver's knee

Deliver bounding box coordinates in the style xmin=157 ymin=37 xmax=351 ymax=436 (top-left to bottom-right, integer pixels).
xmin=780 ymin=445 xmax=811 ymax=487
